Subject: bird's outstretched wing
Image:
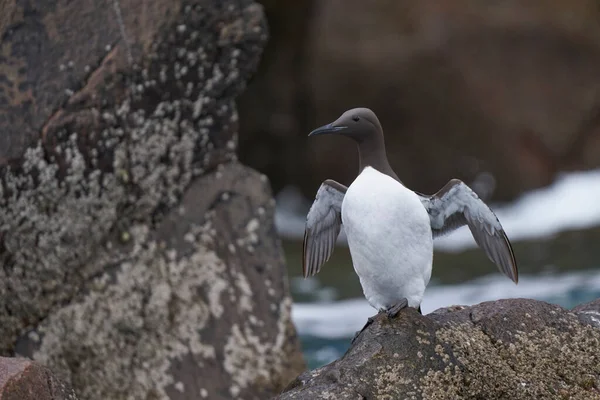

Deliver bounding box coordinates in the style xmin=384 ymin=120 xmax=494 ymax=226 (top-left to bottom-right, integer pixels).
xmin=418 ymin=179 xmax=518 ymax=283
xmin=303 ymin=179 xmax=347 ymax=278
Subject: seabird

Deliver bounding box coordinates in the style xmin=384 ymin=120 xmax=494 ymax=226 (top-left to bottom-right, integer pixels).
xmin=303 ymin=108 xmax=518 ymax=339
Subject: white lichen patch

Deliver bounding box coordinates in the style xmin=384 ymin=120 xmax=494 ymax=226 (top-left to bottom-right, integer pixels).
xmin=235 ymin=217 xmax=262 ymax=250
xmin=224 ymin=297 xmax=293 ymax=396
xmin=31 ymin=219 xmax=228 ymax=399
xmin=246 ymin=218 xmax=259 ymax=233
xmin=224 ymin=323 xmax=272 ymax=393
xmin=174 ymin=381 xmax=184 ymax=392
xmin=374 ymin=363 xmax=412 ymax=396
xmin=416 ymin=335 xmax=431 ymax=345
xmin=233 ymin=270 xmax=253 ymax=312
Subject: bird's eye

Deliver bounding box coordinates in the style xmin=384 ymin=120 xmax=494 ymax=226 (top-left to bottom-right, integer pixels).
xmin=352 ymin=115 xmax=360 ymax=122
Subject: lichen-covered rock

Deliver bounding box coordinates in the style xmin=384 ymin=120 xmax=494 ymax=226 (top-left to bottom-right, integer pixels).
xmin=0 ymin=356 xmax=78 ymax=400
xmin=15 ymin=163 xmax=304 ymax=399
xmin=0 ymin=0 xmax=304 ymax=399
xmin=278 ymin=298 xmax=600 ymax=400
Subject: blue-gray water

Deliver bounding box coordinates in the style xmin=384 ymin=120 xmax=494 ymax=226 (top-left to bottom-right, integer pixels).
xmin=291 ymin=270 xmax=600 ymax=370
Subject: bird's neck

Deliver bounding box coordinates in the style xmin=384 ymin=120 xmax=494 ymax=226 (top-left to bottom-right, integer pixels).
xmin=357 ymin=137 xmax=401 ymax=183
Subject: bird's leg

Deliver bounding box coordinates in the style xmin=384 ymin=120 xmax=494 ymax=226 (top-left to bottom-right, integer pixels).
xmin=386 ymin=298 xmax=408 ymax=318
xmin=351 ymin=309 xmax=386 ymax=344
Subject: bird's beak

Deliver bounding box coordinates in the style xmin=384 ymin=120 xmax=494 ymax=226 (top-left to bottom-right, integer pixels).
xmin=308 ymin=123 xmax=347 ymax=137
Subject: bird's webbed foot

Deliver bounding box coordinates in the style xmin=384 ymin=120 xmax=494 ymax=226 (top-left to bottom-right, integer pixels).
xmin=351 ymin=303 xmax=410 ymax=344
xmin=386 ymin=298 xmax=409 ymax=319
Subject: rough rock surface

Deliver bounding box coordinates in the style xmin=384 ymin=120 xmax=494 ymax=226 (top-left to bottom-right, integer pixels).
xmin=240 ymin=0 xmax=600 ymax=202
xmin=278 ymin=298 xmax=600 ymax=400
xmin=0 ymin=0 xmax=304 ymax=399
xmin=0 ymin=356 xmax=78 ymax=400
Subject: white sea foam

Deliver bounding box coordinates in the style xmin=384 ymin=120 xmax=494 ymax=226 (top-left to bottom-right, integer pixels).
xmin=275 ymin=169 xmax=600 ymax=251
xmin=291 ymin=270 xmax=600 ymax=338
xmin=434 ymin=169 xmax=600 ymax=251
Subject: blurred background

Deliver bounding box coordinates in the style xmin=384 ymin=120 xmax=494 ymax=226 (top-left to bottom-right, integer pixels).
xmin=237 ymin=1 xmax=600 ymax=369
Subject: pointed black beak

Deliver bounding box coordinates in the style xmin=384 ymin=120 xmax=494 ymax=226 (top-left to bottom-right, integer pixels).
xmin=308 ymin=123 xmax=347 ymax=137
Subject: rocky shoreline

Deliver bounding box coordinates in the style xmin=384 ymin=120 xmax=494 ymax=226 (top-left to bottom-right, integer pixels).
xmin=277 ymin=298 xmax=600 ymax=399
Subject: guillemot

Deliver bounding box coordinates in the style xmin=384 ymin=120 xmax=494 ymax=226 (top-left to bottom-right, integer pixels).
xmin=303 ymin=108 xmax=518 ymax=338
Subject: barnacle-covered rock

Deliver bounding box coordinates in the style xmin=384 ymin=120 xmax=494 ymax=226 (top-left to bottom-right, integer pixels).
xmin=0 ymin=356 xmax=78 ymax=400
xmin=279 ymin=298 xmax=600 ymax=400
xmin=0 ymin=0 xmax=304 ymax=398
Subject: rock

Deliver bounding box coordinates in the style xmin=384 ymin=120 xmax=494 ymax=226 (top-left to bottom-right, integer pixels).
xmin=0 ymin=357 xmax=78 ymax=399
xmin=239 ymin=1 xmax=600 ymax=202
xmin=277 ymin=298 xmax=600 ymax=399
xmin=0 ymin=0 xmax=304 ymax=399
xmin=573 ymin=299 xmax=600 ymax=328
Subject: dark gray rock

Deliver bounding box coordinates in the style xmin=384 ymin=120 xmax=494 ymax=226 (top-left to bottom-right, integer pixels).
xmin=277 ymin=298 xmax=600 ymax=400
xmin=0 ymin=356 xmax=78 ymax=400
xmin=573 ymin=299 xmax=600 ymax=328
xmin=0 ymin=0 xmax=304 ymax=398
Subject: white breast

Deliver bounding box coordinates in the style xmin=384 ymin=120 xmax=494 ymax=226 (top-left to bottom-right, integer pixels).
xmin=341 ymin=167 xmax=433 ymax=310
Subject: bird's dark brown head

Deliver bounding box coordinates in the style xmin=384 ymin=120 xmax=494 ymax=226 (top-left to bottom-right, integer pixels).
xmin=308 ymin=107 xmax=383 ymax=143
xmin=308 ymin=107 xmax=400 ymax=181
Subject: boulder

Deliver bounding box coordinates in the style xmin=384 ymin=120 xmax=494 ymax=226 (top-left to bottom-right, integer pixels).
xmin=0 ymin=356 xmax=78 ymax=400
xmin=0 ymin=0 xmax=304 ymax=399
xmin=278 ymin=298 xmax=600 ymax=399
xmin=239 ymin=0 xmax=600 ymax=202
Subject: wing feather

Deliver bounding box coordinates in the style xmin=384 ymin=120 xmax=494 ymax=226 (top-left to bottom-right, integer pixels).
xmin=302 ymin=179 xmax=346 ymax=277
xmin=419 ymin=179 xmax=518 ymax=283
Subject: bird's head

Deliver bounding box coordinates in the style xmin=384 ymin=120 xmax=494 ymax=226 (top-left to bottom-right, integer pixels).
xmin=308 ymin=107 xmax=383 ymax=144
